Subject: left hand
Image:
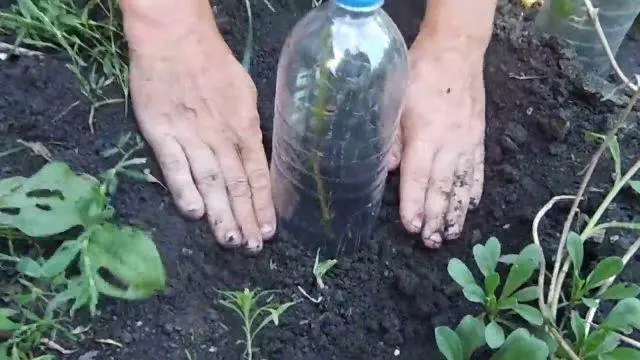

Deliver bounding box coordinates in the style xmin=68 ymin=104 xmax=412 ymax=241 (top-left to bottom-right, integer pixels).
xmin=389 ymin=35 xmax=487 ymax=249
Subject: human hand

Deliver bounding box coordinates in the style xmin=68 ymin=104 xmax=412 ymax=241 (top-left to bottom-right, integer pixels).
xmin=389 ymin=35 xmax=486 ymax=249
xmin=124 ymin=8 xmax=275 ymax=253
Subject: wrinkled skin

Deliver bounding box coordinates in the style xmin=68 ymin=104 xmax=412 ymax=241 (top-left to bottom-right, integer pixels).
xmin=390 ymin=34 xmax=486 ymax=249
xmin=123 ymin=2 xmax=488 ymax=253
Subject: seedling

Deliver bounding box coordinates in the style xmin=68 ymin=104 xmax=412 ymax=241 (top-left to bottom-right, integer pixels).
xmin=313 ymin=249 xmax=337 ymax=289
xmin=217 ymin=289 xmax=296 ymax=360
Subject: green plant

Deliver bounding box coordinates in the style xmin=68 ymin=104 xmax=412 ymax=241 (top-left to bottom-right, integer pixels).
xmin=0 ymin=0 xmax=128 ymax=126
xmin=217 ymin=288 xmax=297 ymax=360
xmin=313 ymin=249 xmax=337 ymax=289
xmin=435 ymin=89 xmax=640 ymax=359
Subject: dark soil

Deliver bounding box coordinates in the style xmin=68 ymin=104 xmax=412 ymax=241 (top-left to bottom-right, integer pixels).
xmin=2 ymin=0 xmax=640 ymax=359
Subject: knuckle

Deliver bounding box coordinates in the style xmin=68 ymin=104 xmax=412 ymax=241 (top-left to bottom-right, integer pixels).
xmin=226 ymin=176 xmax=251 ymax=198
xmin=247 ymin=168 xmax=270 ymax=190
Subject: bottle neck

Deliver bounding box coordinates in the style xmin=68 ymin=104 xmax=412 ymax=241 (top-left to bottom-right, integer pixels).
xmin=331 ymin=0 xmax=383 ymax=13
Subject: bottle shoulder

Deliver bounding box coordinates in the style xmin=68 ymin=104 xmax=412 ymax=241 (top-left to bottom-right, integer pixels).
xmin=278 ymin=6 xmax=408 ymax=77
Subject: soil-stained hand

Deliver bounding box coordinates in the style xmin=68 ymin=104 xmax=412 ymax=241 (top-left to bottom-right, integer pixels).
xmin=126 ymin=19 xmax=275 ymax=253
xmin=389 ymin=38 xmax=486 ymax=249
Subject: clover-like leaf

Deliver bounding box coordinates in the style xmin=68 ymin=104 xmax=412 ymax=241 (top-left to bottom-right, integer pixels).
xmin=602 ymin=298 xmax=640 ymax=334
xmin=566 ymin=231 xmax=583 ymax=277
xmin=0 ymin=162 xmax=109 ymax=237
xmin=485 ymin=321 xmax=505 ymax=349
xmin=473 ymin=237 xmax=501 ymax=277
xmin=448 ymin=258 xmax=477 ymax=288
xmin=513 ymin=304 xmax=543 ymax=326
xmin=489 ymin=328 xmax=550 ymax=360
xmin=435 ymin=326 xmax=464 ymax=360
xmin=455 ymin=315 xmax=485 ymax=359
xmin=599 ymin=283 xmax=640 ymax=300
xmin=585 ymin=257 xmax=624 ymax=291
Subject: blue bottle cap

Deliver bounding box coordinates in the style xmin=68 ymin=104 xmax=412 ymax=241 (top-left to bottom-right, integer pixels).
xmin=334 ymin=0 xmax=384 ymax=9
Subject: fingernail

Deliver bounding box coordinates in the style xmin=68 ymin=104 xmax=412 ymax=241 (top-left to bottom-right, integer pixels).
xmin=261 ymin=225 xmax=274 ymax=238
xmin=411 ymin=217 xmax=423 ymax=232
xmin=225 ymin=231 xmax=242 ymax=246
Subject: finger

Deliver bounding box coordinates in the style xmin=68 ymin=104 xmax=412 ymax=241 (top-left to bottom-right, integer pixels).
xmin=470 ymin=144 xmax=485 ymax=209
xmin=444 ymin=153 xmax=473 ymax=240
xmin=214 ymin=142 xmax=263 ymax=253
xmin=183 ymin=141 xmax=243 ymax=248
xmin=239 ymin=131 xmax=276 ymax=241
xmin=387 ymin=125 xmax=402 ymax=171
xmin=422 ymin=150 xmax=457 ymax=249
xmin=146 ymin=133 xmax=205 ymax=220
xmin=399 ymin=137 xmax=434 ymax=233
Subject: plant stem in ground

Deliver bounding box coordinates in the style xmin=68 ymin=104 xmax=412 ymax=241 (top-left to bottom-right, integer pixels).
xmin=548 ymin=89 xmax=640 ymax=318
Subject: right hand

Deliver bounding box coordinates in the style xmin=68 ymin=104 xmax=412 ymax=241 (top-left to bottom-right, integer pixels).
xmin=124 ymin=7 xmax=275 ymax=253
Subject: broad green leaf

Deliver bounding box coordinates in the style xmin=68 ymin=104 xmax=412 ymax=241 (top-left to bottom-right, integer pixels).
xmin=585 ymin=257 xmax=624 ymax=291
xmin=484 ymin=272 xmax=500 ymax=297
xmin=489 ymin=328 xmax=549 ymax=360
xmin=566 ymin=231 xmax=583 ymax=276
xmin=0 ymin=162 xmax=109 ymax=237
xmin=473 ymin=237 xmax=501 ymax=277
xmin=601 ymin=347 xmax=640 ymax=360
xmin=85 ymin=224 xmax=166 ymax=301
xmin=570 ymin=311 xmax=586 ymax=347
xmin=485 ymin=321 xmax=505 ymax=349
xmin=16 ymin=257 xmax=42 ymax=277
xmin=462 ymin=284 xmax=486 ymax=304
xmin=435 ymin=327 xmax=464 ymax=360
xmin=448 ymin=258 xmax=477 ymax=288
xmin=0 ymin=312 xmax=20 ymax=331
xmin=599 ymin=283 xmax=640 ymax=300
xmin=500 ymin=245 xmax=540 ymax=300
xmin=602 ymin=298 xmax=640 ymax=334
xmin=40 ymin=239 xmax=81 ymax=277
xmin=0 ymin=309 xmax=17 ymax=318
xmin=455 ymin=315 xmax=485 ymax=359
xmin=584 ymin=330 xmax=620 ymax=357
xmin=498 ymin=296 xmax=518 ymax=310
xmin=513 ymin=304 xmax=543 ymax=326
xmin=531 ymin=327 xmax=558 ymax=354
xmin=629 ymin=181 xmax=640 ymax=195
xmin=514 ymin=286 xmax=539 ymax=302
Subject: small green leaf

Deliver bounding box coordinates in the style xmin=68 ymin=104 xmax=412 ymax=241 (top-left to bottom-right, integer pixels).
xmin=531 ymin=328 xmax=558 ymax=354
xmin=499 ymin=254 xmax=518 ymax=265
xmin=513 ymin=304 xmax=544 ymax=326
xmin=584 ymin=330 xmax=620 ymax=357
xmin=455 ymin=315 xmax=485 ymax=359
xmin=566 ymin=231 xmax=583 ymax=276
xmin=585 ymin=257 xmax=624 ymax=290
xmin=40 ymin=239 xmax=81 ymax=277
xmin=583 ymin=298 xmax=599 ymax=308
xmin=0 ymin=312 xmax=20 ymax=331
xmin=514 ymin=286 xmax=539 ymax=302
xmin=601 ymin=347 xmax=640 ymax=360
xmin=484 ymin=272 xmax=500 ymax=297
xmin=629 ymin=181 xmax=640 ymax=195
xmin=485 ymin=321 xmax=505 ymax=349
xmin=435 ymin=326 xmax=464 ymax=360
xmin=599 ymin=283 xmax=640 ymax=300
xmin=489 ymin=328 xmax=550 ymax=360
xmin=570 ymin=311 xmax=586 ymax=347
xmin=473 ymin=237 xmax=501 ymax=277
xmin=448 ymin=258 xmax=477 ymax=288
xmin=500 ymin=245 xmax=540 ymax=300
xmin=498 ymin=296 xmax=518 ymax=310
xmin=462 ymin=284 xmax=486 ymax=304
xmin=16 ymin=257 xmax=42 ymax=278
xmin=602 ymin=298 xmax=640 ymax=334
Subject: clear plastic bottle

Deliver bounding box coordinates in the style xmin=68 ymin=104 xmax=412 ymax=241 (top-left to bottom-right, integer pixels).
xmin=270 ymin=0 xmax=409 ymax=257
